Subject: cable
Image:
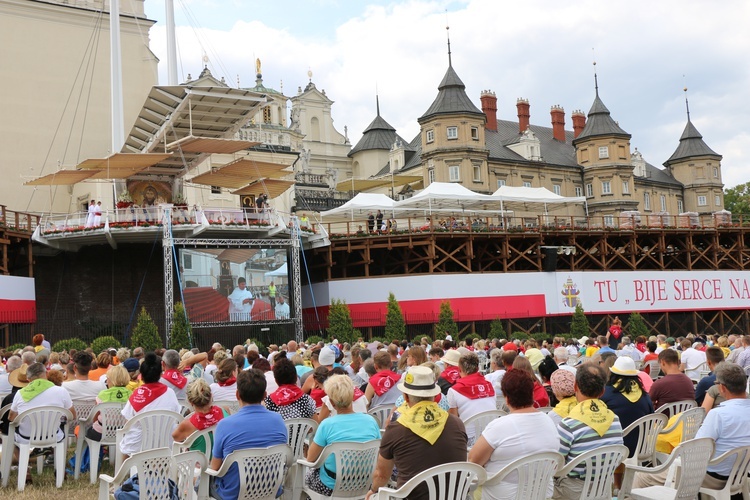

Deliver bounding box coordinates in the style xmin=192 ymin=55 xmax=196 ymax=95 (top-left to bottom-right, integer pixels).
xmin=122 ymin=227 xmax=161 ymax=344
xmin=293 ymin=216 xmax=322 ymax=335
xmin=169 ymin=218 xmax=192 ymax=347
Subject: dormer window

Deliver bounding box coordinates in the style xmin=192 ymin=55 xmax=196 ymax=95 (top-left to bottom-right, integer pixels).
xmin=447 ymin=126 xmax=458 ymax=140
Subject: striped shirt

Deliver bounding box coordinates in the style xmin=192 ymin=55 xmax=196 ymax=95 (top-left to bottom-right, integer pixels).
xmin=557 ymin=405 xmax=624 ymax=478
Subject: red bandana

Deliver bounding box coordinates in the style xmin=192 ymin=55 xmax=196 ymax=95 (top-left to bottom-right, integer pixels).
xmin=451 ymin=372 xmax=495 ymax=400
xmin=370 ymin=370 xmax=400 ymax=396
xmin=310 ymin=388 xmax=326 ymax=408
xmin=353 ymin=387 xmax=365 ymax=401
xmin=189 ymin=405 xmax=224 ymax=430
xmin=440 ymin=365 xmax=461 ymax=385
xmin=269 ymin=384 xmax=305 ymax=406
xmin=129 ymin=382 xmax=168 ymax=412
xmin=609 ymin=325 xmax=622 ymax=340
xmin=218 ymin=376 xmax=237 ymax=387
xmin=162 ymin=369 xmax=187 ymax=389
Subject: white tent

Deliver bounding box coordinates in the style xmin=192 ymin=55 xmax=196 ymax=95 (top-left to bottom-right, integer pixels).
xmin=320 ymin=192 xmax=395 ymax=220
xmin=492 ymin=185 xmax=588 ymax=216
xmin=393 ymin=182 xmax=495 ymax=215
xmin=265 ymin=262 xmax=288 ymax=277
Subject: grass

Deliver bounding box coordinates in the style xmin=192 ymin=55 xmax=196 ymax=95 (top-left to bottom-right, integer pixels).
xmin=0 ymin=445 xmax=110 ymax=500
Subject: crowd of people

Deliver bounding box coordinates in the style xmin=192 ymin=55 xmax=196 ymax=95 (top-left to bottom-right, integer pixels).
xmin=0 ymin=329 xmax=749 ymax=498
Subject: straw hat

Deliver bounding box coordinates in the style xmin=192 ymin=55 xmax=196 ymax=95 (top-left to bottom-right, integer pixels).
xmin=9 ymin=363 xmax=30 ymax=388
xmin=398 ymin=366 xmax=440 ymax=397
xmin=610 ymin=357 xmax=639 ymax=377
xmin=441 ymin=349 xmax=462 ymax=367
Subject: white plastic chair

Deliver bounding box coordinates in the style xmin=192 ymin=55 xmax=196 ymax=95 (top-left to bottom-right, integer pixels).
xmin=698 ymin=444 xmax=750 ymax=500
xmin=98 ymin=447 xmax=207 ymax=500
xmin=554 ymin=444 xmax=628 ymax=500
xmin=76 ymin=401 xmax=127 ymax=482
xmin=478 ymin=451 xmax=563 ymax=500
xmin=173 ymin=427 xmax=216 ymax=463
xmin=205 ymin=444 xmax=291 ymax=500
xmin=284 ymin=418 xmax=318 ymax=500
xmin=655 ymin=399 xmax=696 ymax=418
xmin=622 ymin=412 xmax=668 ymax=466
xmin=660 ymin=407 xmax=706 ymax=443
xmin=70 ymin=399 xmax=97 ymax=469
xmin=645 ymin=360 xmax=661 ymax=380
xmin=213 ymin=399 xmax=240 ymax=415
xmin=115 ymin=409 xmax=183 ymax=473
xmin=1 ymin=405 xmax=73 ymax=491
xmin=372 ymin=461 xmax=487 ymax=499
xmin=463 ymin=409 xmax=506 ymax=449
xmin=297 ymin=439 xmax=381 ymax=499
xmin=620 ymin=437 xmax=714 ymax=500
xmin=368 ymin=405 xmax=394 ymax=433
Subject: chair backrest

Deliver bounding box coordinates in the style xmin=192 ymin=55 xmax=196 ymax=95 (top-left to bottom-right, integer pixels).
xmin=95 ymin=402 xmax=127 ymax=444
xmin=174 ymin=450 xmax=207 ymax=500
xmin=646 ymin=360 xmax=661 ymax=380
xmin=319 ymin=439 xmax=381 ymax=498
xmin=221 ymin=444 xmax=290 ymax=500
xmin=622 ymin=412 xmax=668 ymax=465
xmin=367 ymin=405 xmax=393 ymax=432
xmin=713 ymin=445 xmax=750 ymax=496
xmin=483 ymin=451 xmax=563 ymax=499
xmin=173 ymin=427 xmax=215 ymax=462
xmin=670 ymin=438 xmax=714 ymax=499
xmin=122 ymin=410 xmax=183 ymax=453
xmin=376 ymin=461 xmax=487 ymax=500
xmin=463 ymin=409 xmax=506 ymax=449
xmin=285 ymin=418 xmax=318 ymax=460
xmin=11 ymin=405 xmax=73 ymax=447
xmin=124 ymin=447 xmax=178 ymax=500
xmin=557 ymin=444 xmax=628 ymax=500
xmin=673 ymin=407 xmax=706 ymax=442
xmin=214 ymin=400 xmax=240 ymax=415
xmin=656 ymin=399 xmax=696 ymax=419
xmin=73 ymin=399 xmax=97 ymax=423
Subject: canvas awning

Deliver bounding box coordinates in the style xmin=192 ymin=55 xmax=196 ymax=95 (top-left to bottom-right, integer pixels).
xmin=24 ymin=170 xmax=96 ymax=186
xmin=167 ymin=136 xmax=261 ymax=154
xmin=75 ymin=153 xmax=172 ymax=170
xmin=336 ymin=175 xmax=423 ymax=192
xmin=196 ymin=248 xmax=259 ymax=263
xmin=232 ymin=179 xmax=295 ymax=198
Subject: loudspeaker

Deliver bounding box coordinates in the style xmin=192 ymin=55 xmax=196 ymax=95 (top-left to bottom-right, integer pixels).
xmin=542 ymin=248 xmax=558 ymax=272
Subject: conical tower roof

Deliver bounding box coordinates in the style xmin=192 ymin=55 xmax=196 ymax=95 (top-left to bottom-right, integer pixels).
xmin=349 ymin=99 xmax=409 ymax=156
xmin=664 ymin=119 xmax=721 ymax=166
xmin=573 ymin=92 xmax=630 ymax=143
xmin=418 ymin=64 xmax=483 ymax=123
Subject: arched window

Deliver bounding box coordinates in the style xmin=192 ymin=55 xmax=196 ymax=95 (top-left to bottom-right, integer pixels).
xmin=310 ymin=117 xmax=320 ymax=141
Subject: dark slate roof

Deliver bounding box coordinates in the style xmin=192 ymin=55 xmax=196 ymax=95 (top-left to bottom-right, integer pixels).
xmin=664 ymin=120 xmax=721 ymax=166
xmin=376 ymin=135 xmax=422 ymax=176
xmin=418 ymin=65 xmax=483 ymax=122
xmin=488 ymin=120 xmax=580 ymax=167
xmin=348 ymin=113 xmax=410 ymax=157
xmin=573 ymin=93 xmax=630 ymax=142
xmin=643 ymin=162 xmax=682 ymax=186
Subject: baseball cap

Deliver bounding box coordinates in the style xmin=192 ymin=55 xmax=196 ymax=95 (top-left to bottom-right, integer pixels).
xmin=318 ymin=346 xmax=335 ymax=366
xmin=123 ymin=358 xmax=140 ymax=372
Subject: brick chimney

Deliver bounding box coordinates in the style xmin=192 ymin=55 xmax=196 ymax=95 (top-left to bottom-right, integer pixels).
xmin=572 ymin=110 xmax=586 ymax=138
xmin=517 ymin=98 xmax=530 ymax=133
xmin=480 ymin=90 xmax=498 ymax=132
xmin=550 ymin=106 xmax=566 ymax=142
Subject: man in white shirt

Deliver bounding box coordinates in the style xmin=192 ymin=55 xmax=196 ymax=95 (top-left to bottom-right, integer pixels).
xmin=63 ymin=351 xmax=105 ymax=401
xmin=227 ymin=277 xmax=254 ymax=321
xmin=554 ymin=347 xmax=577 ymax=374
xmin=0 ymin=355 xmax=21 ymax=394
xmin=274 ymin=295 xmax=290 ymax=319
xmin=680 ymin=338 xmax=707 ymax=380
xmin=619 ymin=337 xmax=643 ymax=362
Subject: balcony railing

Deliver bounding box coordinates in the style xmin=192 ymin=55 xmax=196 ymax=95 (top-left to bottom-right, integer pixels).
xmin=0 ymin=204 xmax=40 ymax=233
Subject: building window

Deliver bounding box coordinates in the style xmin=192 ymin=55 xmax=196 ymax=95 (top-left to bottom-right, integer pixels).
xmin=553 ymin=184 xmax=561 ymax=196
xmin=598 ymin=146 xmax=609 ymax=159
xmin=677 ymin=200 xmax=684 ymax=213
xmin=622 ymin=180 xmax=629 ymax=194
xmin=447 ymin=126 xmax=458 ymax=140
xmin=575 ymin=186 xmax=583 ymax=197
xmin=472 ymin=164 xmax=481 ymax=182
xmin=211 ymin=185 xmax=222 ymax=194
xmin=601 ymin=181 xmax=611 ymax=194
xmin=715 ymin=195 xmax=721 ymax=206
xmin=586 ymin=183 xmax=593 ymax=198
xmin=448 ymin=165 xmax=460 ymax=182
xmin=698 ymin=195 xmax=707 ymax=206
xmin=426 ymin=130 xmax=434 ymax=143
xmin=497 ymin=179 xmax=506 ymax=189
xmin=604 ymin=215 xmax=615 ymax=227
xmin=523 ymin=181 xmax=532 ymax=188
xmin=644 ymin=192 xmax=651 ymax=210
xmin=183 ymin=253 xmax=193 ymax=270
xmin=660 ymin=195 xmax=667 ymax=212
xmin=263 ymin=106 xmax=272 ymax=124
xmin=713 ymin=167 xmax=719 ymax=178
xmin=470 ymin=127 xmax=479 ymax=140
xmin=428 ymin=168 xmax=435 ymax=184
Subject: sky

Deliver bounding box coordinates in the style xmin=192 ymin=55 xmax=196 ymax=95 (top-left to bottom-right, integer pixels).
xmin=145 ymin=0 xmax=750 ymax=189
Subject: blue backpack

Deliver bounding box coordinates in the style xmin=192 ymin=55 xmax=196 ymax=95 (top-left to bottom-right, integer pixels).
xmin=114 ymin=473 xmax=179 ymax=500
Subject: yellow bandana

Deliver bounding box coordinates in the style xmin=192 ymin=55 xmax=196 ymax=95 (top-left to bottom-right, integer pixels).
xmin=614 ymin=380 xmax=643 ymax=403
xmin=397 ymin=401 xmax=449 ymax=445
xmin=567 ymin=399 xmax=615 ymax=437
xmin=553 ymin=396 xmax=578 ymax=419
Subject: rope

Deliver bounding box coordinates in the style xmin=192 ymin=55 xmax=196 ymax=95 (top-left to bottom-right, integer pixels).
xmin=169 ymin=218 xmax=192 ymax=348
xmin=122 ymin=228 xmax=161 ymax=344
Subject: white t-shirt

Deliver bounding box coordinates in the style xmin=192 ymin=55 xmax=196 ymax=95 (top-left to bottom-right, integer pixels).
xmin=11 ymin=385 xmax=73 ymax=442
xmin=447 ymin=388 xmax=496 ymax=442
xmin=63 ymin=379 xmax=106 ymax=401
xmin=481 ymin=412 xmax=560 ymax=500
xmin=485 ymin=370 xmax=506 ymax=394
xmin=265 ymin=371 xmax=278 ymax=394
xmin=681 ymin=348 xmax=707 ymax=379
xmin=322 ymin=395 xmax=368 ymax=416
xmin=210 ymin=382 xmax=238 ymax=402
xmin=0 ymin=373 xmax=12 ymax=393
xmin=119 ymin=388 xmax=181 ymax=455
xmin=204 ymin=364 xmax=218 ymax=382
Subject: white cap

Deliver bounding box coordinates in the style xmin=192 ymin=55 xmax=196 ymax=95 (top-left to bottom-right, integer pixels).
xmin=445 ymin=335 xmax=453 ymax=342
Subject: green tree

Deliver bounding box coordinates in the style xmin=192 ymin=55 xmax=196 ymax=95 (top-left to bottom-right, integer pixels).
xmin=52 ymin=338 xmax=88 ymax=352
xmin=169 ymin=302 xmax=192 ymax=350
xmin=91 ymin=335 xmax=121 ymax=354
xmin=384 ymin=292 xmax=406 ymax=342
xmin=130 ymin=307 xmax=162 ymax=352
xmin=489 ymin=318 xmax=507 ymax=339
xmin=435 ymin=300 xmax=458 ymax=340
xmin=724 ymin=182 xmax=750 ymax=215
xmin=327 ymin=298 xmax=355 ymax=344
xmin=570 ymin=303 xmax=590 ymax=339
xmin=627 ymin=312 xmax=649 ymax=339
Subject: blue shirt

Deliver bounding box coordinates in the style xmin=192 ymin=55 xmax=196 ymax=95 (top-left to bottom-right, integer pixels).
xmin=696 ymin=398 xmax=750 ymax=476
xmin=313 ymin=412 xmax=381 ymax=490
xmin=694 ymin=373 xmax=716 ymax=405
xmin=212 ymin=404 xmax=287 ymax=500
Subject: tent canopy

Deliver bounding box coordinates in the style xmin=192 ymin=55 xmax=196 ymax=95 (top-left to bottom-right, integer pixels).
xmin=265 ymin=262 xmax=288 ymax=277
xmin=320 ymin=193 xmax=396 ymax=220
xmin=492 ymin=185 xmax=587 ymax=215
xmin=393 ymin=182 xmax=495 ymax=212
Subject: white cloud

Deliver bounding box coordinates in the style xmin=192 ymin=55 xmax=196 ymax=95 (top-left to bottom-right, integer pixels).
xmin=151 ymin=0 xmax=750 ymax=188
